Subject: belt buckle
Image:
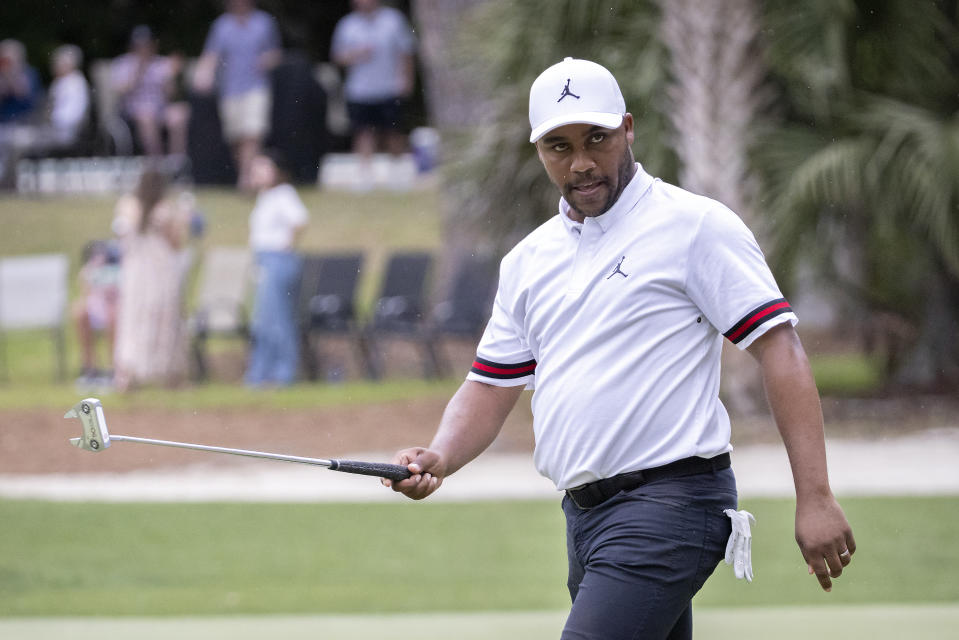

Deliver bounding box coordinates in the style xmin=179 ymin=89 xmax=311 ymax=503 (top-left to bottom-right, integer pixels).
xmin=566 ymin=485 xmax=592 ymax=510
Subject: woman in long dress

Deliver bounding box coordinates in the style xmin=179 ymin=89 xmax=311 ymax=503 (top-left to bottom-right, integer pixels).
xmin=112 ymin=169 xmax=190 ymax=390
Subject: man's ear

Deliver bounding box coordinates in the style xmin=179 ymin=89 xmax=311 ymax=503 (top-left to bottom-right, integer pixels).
xmin=623 ymin=113 xmax=635 ymax=146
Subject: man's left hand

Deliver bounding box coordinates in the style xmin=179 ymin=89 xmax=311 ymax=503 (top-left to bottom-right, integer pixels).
xmin=795 ymin=493 xmax=856 ymax=592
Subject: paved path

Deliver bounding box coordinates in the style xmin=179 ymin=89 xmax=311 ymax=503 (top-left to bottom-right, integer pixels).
xmin=1 ymin=429 xmax=957 ymax=502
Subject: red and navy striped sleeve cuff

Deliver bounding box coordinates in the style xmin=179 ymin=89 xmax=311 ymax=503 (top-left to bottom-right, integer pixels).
xmin=724 ymin=298 xmax=793 ymax=345
xmin=470 ymin=357 xmax=537 ymax=380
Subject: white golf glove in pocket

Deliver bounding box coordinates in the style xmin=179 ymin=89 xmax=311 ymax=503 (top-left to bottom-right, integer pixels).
xmin=723 ymin=509 xmax=755 ymax=582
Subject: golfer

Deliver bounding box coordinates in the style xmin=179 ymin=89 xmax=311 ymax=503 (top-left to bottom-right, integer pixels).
xmin=385 ymin=57 xmax=855 ymax=639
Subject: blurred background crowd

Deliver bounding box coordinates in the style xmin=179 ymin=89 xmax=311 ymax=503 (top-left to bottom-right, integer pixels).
xmin=0 ymin=0 xmax=426 ymax=191
xmin=0 ymin=0 xmax=956 ymax=403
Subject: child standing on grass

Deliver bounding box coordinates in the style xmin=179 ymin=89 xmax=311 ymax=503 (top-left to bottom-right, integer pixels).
xmin=72 ymin=240 xmax=120 ymax=387
xmin=245 ymin=149 xmax=308 ymax=387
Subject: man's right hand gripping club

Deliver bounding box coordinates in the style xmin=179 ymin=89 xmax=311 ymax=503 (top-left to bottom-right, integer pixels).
xmin=381 ymin=381 xmax=525 ymax=501
xmin=382 ymin=447 xmax=447 ymax=500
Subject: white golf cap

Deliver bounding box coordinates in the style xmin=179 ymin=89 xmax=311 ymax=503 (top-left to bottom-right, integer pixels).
xmin=528 ymin=57 xmax=625 ymax=143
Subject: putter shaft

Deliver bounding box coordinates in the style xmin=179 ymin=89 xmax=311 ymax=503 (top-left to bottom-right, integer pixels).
xmin=107 ymin=435 xmax=412 ymax=481
xmin=109 ymin=435 xmax=336 ymax=468
xmin=65 ymin=397 xmax=412 ymax=481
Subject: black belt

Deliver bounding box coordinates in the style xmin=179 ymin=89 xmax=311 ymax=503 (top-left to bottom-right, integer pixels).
xmin=565 ymin=453 xmax=731 ymax=510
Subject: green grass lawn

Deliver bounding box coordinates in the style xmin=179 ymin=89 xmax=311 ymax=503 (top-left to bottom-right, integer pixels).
xmin=3 ymin=606 xmax=958 ymax=640
xmin=0 ymin=189 xmax=442 ymax=318
xmin=0 ymin=188 xmax=441 ymax=264
xmin=0 ymin=188 xmax=442 ymax=390
xmin=0 ymin=374 xmax=459 ymax=411
xmin=1 ymin=496 xmax=956 ymax=617
xmin=807 ymin=352 xmax=883 ymax=396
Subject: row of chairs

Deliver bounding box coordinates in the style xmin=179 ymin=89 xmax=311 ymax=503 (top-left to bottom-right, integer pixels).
xmin=190 ymin=248 xmax=498 ymax=382
xmin=0 ymin=248 xmax=497 ymax=383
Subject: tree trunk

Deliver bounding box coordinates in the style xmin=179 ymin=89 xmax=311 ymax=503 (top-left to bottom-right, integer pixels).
xmin=657 ymin=0 xmax=769 ymax=230
xmin=892 ymin=266 xmax=959 ymax=391
xmin=411 ymin=0 xmax=495 ymax=298
xmin=657 ymin=0 xmax=771 ymax=415
xmin=412 ymin=0 xmax=490 ymax=129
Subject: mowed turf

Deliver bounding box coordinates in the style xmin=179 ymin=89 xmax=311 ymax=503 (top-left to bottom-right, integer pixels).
xmin=2 ymin=606 xmax=958 ymax=640
xmin=1 ymin=496 xmax=957 ymax=617
xmin=0 ymin=188 xmax=441 ymax=316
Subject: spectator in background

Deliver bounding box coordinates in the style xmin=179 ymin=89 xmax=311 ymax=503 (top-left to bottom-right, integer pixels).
xmin=0 ymin=44 xmax=88 ymax=187
xmin=47 ymin=44 xmax=89 ymax=144
xmin=267 ymin=49 xmax=328 ymax=184
xmin=112 ymin=169 xmax=191 ymax=391
xmin=164 ymin=51 xmax=192 ymax=161
xmin=245 ymin=149 xmax=308 ymax=387
xmin=331 ymin=0 xmax=415 ymax=190
xmin=72 ymin=240 xmax=120 ymax=388
xmin=110 ymin=26 xmax=190 ymax=165
xmin=0 ymin=39 xmax=42 ymax=124
xmin=193 ymin=0 xmax=282 ymax=191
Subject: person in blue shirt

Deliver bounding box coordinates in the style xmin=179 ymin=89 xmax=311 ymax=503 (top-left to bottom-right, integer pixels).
xmin=193 ymin=0 xmax=282 ymax=191
xmin=0 ymin=39 xmax=42 ymax=124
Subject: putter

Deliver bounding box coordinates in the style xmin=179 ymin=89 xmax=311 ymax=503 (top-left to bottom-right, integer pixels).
xmin=65 ymin=398 xmax=412 ymax=482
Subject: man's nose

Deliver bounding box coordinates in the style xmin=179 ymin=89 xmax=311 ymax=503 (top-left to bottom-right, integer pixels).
xmin=569 ymin=148 xmax=597 ymax=174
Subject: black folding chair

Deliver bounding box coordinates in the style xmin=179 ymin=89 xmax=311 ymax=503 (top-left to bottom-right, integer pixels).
xmin=425 ymin=255 xmax=498 ymax=376
xmin=188 ymin=248 xmax=252 ymax=382
xmin=298 ymin=252 xmax=365 ymax=381
xmin=362 ymin=251 xmax=434 ymax=379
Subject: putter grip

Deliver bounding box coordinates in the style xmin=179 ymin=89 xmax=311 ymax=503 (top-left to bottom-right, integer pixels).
xmin=329 ymin=459 xmax=412 ymax=481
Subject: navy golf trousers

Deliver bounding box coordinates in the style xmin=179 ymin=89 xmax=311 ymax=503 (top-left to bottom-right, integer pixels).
xmin=561 ymin=466 xmax=737 ymax=640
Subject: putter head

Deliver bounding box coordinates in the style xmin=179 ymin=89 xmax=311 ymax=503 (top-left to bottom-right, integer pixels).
xmin=65 ymin=398 xmax=111 ymax=452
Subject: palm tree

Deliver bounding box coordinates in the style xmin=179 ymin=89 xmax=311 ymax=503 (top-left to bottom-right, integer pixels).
xmin=657 ymin=0 xmax=773 ymax=414
xmin=657 ymin=0 xmax=770 ymax=228
xmin=755 ymin=0 xmax=959 ymax=389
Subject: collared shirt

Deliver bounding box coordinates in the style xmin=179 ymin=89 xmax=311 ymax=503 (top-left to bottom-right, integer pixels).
xmin=331 ymin=7 xmax=415 ymax=102
xmin=203 ymin=10 xmax=281 ymax=97
xmin=249 ymin=184 xmax=308 ymax=252
xmin=467 ymin=164 xmax=797 ymax=490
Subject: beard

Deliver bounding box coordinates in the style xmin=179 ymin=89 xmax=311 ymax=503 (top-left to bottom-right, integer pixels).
xmin=564 ymin=145 xmax=636 ymax=219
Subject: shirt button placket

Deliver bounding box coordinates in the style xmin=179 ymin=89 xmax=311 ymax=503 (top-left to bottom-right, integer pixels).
xmin=567 ymin=219 xmax=601 ymax=296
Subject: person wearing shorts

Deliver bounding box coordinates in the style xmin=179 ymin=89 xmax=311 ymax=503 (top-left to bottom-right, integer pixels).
xmin=194 ymin=0 xmax=281 ymax=191
xmin=384 ymin=58 xmax=857 ymax=639
xmin=332 ymin=0 xmax=415 ymax=187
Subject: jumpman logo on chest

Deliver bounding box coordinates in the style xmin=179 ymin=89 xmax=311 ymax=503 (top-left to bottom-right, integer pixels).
xmin=606 ymin=256 xmax=629 ymax=279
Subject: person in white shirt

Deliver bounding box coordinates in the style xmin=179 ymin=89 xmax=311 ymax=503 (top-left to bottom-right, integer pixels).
xmin=384 ymin=58 xmax=856 ymax=639
xmin=245 ymin=149 xmax=308 ymax=386
xmin=0 ymin=44 xmax=89 ymax=187
xmin=48 ymin=45 xmax=89 ymax=143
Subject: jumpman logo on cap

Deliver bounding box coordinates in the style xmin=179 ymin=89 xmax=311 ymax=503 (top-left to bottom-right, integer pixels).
xmin=607 ymin=256 xmax=629 ymax=279
xmin=557 ymin=78 xmax=581 ymax=102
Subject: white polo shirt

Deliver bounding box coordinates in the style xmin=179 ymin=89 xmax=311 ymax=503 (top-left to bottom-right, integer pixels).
xmin=467 ymin=164 xmax=797 ymax=490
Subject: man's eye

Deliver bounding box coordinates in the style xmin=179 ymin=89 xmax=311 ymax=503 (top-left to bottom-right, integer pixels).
xmin=552 ymin=143 xmax=570 ymax=152
xmin=590 ymin=133 xmax=606 ymax=144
